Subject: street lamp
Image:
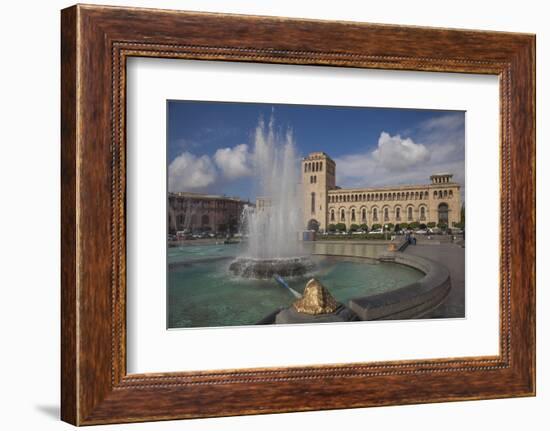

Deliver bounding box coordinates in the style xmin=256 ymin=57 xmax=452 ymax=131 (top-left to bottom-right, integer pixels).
xmin=384 ymin=224 xmax=388 ymax=241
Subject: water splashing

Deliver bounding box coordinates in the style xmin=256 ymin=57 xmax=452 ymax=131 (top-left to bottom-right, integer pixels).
xmin=229 ymin=116 xmax=313 ymax=278
xmin=244 ymin=116 xmax=304 ymax=259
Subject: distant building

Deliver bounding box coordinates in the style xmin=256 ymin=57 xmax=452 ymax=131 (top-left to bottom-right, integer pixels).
xmin=168 ymin=192 xmax=250 ymax=233
xmin=301 ymin=152 xmax=462 ymax=232
xmin=255 ymin=197 xmax=271 ymax=212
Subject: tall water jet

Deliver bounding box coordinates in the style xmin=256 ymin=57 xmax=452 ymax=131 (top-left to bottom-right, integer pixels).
xmin=229 ymin=117 xmax=314 ymax=278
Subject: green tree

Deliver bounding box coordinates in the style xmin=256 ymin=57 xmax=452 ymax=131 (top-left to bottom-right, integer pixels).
xmin=327 ymin=224 xmax=337 ymax=232
xmin=394 ymin=224 xmax=401 ymax=232
xmin=427 ymin=222 xmax=436 ymax=228
xmin=372 ymin=223 xmax=382 ymax=230
xmin=409 ymin=221 xmax=420 ymax=230
xmin=349 ymin=224 xmax=360 ymax=232
xmin=335 ymin=223 xmax=347 ymax=232
xmin=360 ymin=223 xmax=369 ymax=232
xmin=419 ymin=223 xmax=427 ymax=230
xmin=437 ymin=222 xmax=448 ymax=230
xmin=385 ymin=223 xmax=394 ymax=231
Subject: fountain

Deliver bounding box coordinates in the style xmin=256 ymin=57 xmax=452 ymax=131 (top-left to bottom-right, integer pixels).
xmin=229 ymin=117 xmax=314 ymax=279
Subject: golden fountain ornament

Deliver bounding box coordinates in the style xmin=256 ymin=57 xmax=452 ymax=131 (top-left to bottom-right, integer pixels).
xmin=293 ymin=278 xmax=339 ymax=315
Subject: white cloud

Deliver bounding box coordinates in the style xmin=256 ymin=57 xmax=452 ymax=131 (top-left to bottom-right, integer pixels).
xmin=168 ymin=152 xmax=217 ymax=192
xmin=372 ymin=132 xmax=430 ymax=170
xmin=419 ymin=112 xmax=465 ymax=132
xmin=213 ymin=144 xmax=252 ymax=179
xmin=334 ymin=115 xmax=465 ymax=198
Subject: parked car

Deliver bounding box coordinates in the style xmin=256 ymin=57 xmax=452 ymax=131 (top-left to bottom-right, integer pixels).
xmin=415 ymin=229 xmax=428 ymax=234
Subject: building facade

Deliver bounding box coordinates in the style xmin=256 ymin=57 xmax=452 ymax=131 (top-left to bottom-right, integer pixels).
xmin=302 ymin=152 xmax=462 ymax=232
xmin=168 ymin=192 xmax=249 ymax=234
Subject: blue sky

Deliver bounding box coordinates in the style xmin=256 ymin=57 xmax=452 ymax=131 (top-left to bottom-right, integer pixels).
xmin=167 ymin=100 xmax=465 ymax=201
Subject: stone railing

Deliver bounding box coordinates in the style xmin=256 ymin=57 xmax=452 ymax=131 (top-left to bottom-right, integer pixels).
xmin=387 ymin=238 xmax=409 ymax=252
xmin=348 ymin=252 xmax=451 ymax=320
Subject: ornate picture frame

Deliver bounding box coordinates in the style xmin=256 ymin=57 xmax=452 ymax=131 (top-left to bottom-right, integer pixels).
xmin=61 ymin=4 xmax=535 ymax=425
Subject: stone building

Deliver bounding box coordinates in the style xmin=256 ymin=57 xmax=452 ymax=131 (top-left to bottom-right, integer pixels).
xmin=302 ymin=152 xmax=462 ymax=232
xmin=168 ymin=192 xmax=249 ymax=234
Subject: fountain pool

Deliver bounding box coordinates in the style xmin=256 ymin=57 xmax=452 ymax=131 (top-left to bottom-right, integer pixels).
xmin=167 ymin=242 xmax=423 ymax=329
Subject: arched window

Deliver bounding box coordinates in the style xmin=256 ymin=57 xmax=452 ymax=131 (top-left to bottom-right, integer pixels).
xmin=319 ymin=162 xmax=323 ymax=171
xmin=444 ymin=190 xmax=448 ymax=198
xmin=420 ymin=206 xmax=426 ymax=221
xmin=373 ymin=208 xmax=378 ymax=222
xmin=330 ymin=209 xmax=335 ymax=221
xmin=438 ymin=203 xmax=449 ymax=225
xmin=439 ymin=190 xmax=443 ymax=198
xmin=408 ymin=207 xmax=413 ymax=221
xmin=362 ymin=208 xmax=366 ymax=222
xmin=311 ymin=192 xmax=316 ymax=214
xmin=396 ymin=207 xmax=401 ymax=221
xmin=449 ymin=190 xmax=453 ymax=198
xmin=351 ymin=208 xmax=356 ymax=222
xmin=384 ymin=207 xmax=389 ymax=221
xmin=433 ymin=191 xmax=438 ymax=199
xmin=340 ymin=209 xmax=345 ymax=221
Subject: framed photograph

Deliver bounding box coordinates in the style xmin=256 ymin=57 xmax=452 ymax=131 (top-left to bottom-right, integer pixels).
xmin=61 ymin=4 xmax=535 ymax=425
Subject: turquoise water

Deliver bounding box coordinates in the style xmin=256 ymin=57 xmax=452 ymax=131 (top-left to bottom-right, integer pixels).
xmin=167 ymin=243 xmax=423 ymax=329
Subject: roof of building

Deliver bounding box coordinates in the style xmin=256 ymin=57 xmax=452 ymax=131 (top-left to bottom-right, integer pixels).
xmin=303 ymin=151 xmax=335 ymax=162
xmin=327 ymin=181 xmax=460 ymax=193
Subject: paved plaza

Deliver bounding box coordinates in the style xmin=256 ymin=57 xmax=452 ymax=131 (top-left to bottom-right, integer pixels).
xmin=404 ymin=242 xmax=465 ymax=318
